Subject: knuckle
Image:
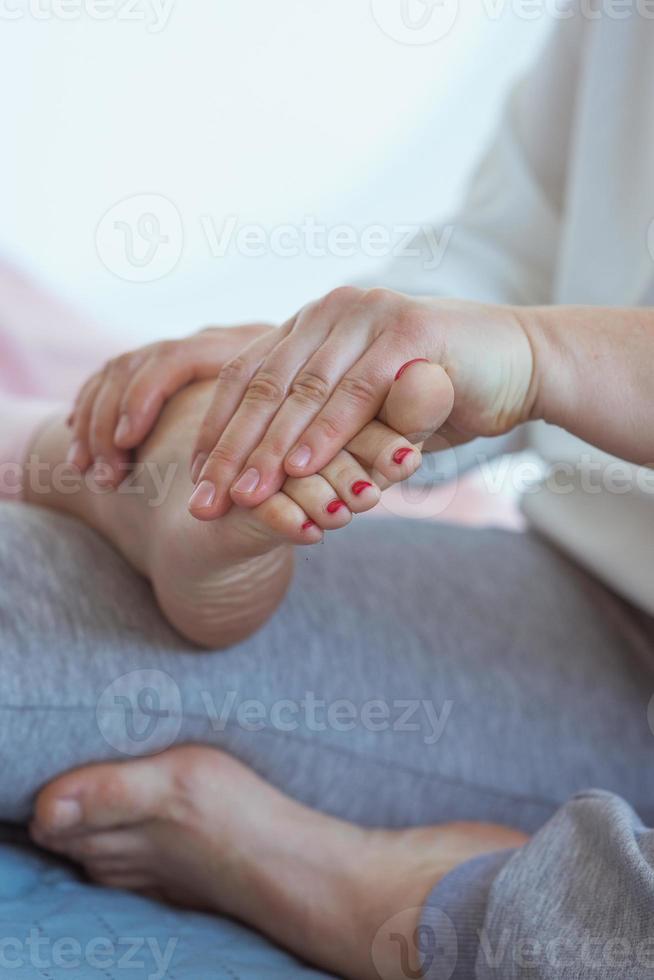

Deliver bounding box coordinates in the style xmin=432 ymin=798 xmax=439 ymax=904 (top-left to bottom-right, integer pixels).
xmin=290 ymin=370 xmax=331 ymax=407
xmin=337 ymin=373 xmax=377 ymax=407
xmin=257 ymin=433 xmax=289 ymax=461
xmin=313 ymin=413 xmax=343 ymax=441
xmin=104 ymin=356 xmax=122 ymax=377
xmin=362 ymin=286 xmax=394 ymax=308
xmin=314 ymin=285 xmax=360 ymax=317
xmin=393 ymin=305 xmax=430 ymax=340
xmin=154 ymin=340 xmax=180 ymax=363
xmin=105 ymin=351 xmax=135 ymax=377
xmin=325 ymin=285 xmax=360 ymax=307
xmin=207 ymin=442 xmax=240 ymax=468
xmin=244 ymin=371 xmax=285 ymax=406
xmin=218 ymin=356 xmax=251 ymax=386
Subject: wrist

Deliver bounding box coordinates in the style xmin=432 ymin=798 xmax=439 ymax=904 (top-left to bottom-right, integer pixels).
xmin=514 ymin=305 xmax=576 ymax=428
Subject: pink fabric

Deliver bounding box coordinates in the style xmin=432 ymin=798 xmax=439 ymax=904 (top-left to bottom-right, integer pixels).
xmin=0 ymin=258 xmax=121 ymax=498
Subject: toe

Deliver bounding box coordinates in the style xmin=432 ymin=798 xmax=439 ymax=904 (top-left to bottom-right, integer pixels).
xmin=30 ymin=825 xmax=148 ymax=863
xmin=381 ymin=360 xmax=454 ymax=442
xmin=250 ymin=491 xmax=324 ymax=545
xmin=33 ymin=758 xmax=172 ymax=839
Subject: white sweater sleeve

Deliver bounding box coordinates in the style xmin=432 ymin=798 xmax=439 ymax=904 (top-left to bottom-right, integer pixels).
xmin=368 ymin=12 xmax=588 ymax=305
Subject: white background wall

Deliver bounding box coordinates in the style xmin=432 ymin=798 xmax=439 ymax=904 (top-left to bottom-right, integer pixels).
xmin=0 ymin=1 xmax=550 ymax=344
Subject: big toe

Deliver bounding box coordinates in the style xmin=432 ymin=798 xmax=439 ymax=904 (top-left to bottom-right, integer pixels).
xmin=32 ymin=756 xmax=172 ymax=839
xmin=380 ymin=360 xmax=454 ymax=443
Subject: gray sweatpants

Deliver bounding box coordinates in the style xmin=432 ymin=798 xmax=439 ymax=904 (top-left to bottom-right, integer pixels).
xmin=1 ymin=501 xmax=653 ymax=978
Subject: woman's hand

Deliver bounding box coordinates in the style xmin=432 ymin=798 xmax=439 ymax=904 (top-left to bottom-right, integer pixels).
xmin=188 ymin=287 xmax=536 ymax=520
xmin=67 ymin=323 xmax=274 ymax=485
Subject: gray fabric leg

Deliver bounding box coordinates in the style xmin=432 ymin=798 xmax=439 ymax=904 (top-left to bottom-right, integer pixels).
xmin=1 ymin=501 xmax=653 ymax=830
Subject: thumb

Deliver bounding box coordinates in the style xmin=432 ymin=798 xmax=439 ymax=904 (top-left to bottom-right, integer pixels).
xmin=379 ymin=359 xmax=454 ymax=443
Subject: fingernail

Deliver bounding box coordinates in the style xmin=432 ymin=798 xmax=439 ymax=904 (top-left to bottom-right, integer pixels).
xmin=189 ymin=480 xmax=216 ymax=511
xmin=352 ymin=480 xmax=373 ymax=496
xmin=50 ymin=798 xmax=82 ymax=831
xmin=66 ymin=441 xmax=82 ymax=467
xmin=326 ymin=498 xmax=346 ymax=514
xmin=232 ymin=467 xmax=261 ymax=494
xmin=287 ymin=445 xmax=312 ymax=469
xmin=392 ymin=447 xmax=414 ymax=465
xmin=191 ymin=453 xmax=208 ymax=485
xmin=93 ymin=459 xmax=115 ymax=487
xmin=302 ymin=519 xmax=317 ymax=531
xmin=114 ymin=414 xmax=131 ymax=444
xmin=394 ymin=358 xmax=430 ymax=381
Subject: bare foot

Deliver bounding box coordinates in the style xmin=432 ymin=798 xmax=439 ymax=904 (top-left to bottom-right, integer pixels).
xmin=26 ymin=381 xmax=424 ymax=647
xmin=31 ymin=746 xmax=528 ymax=980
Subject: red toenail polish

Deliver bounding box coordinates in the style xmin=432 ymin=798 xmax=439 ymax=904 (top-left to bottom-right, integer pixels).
xmin=326 ymin=499 xmax=346 ymax=514
xmin=302 ymin=520 xmax=317 ymax=531
xmin=393 ymin=447 xmax=414 ymax=465
xmin=352 ymin=480 xmax=373 ymax=496
xmin=394 ymin=358 xmax=430 ymax=381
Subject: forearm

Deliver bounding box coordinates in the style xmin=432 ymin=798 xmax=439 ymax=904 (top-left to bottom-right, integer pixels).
xmin=523 ymin=305 xmax=654 ymax=465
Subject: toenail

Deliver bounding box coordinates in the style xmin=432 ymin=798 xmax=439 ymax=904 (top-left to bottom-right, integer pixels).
xmin=114 ymin=414 xmax=131 ymax=444
xmin=326 ymin=499 xmax=346 ymax=514
xmin=351 ymin=481 xmax=374 ymax=496
xmin=392 ymin=447 xmax=414 ymax=465
xmin=50 ymin=798 xmax=82 ymax=831
xmin=287 ymin=445 xmax=312 ymax=470
xmin=189 ymin=480 xmax=217 ymax=511
xmin=232 ymin=467 xmax=261 ymax=494
xmin=301 ymin=519 xmax=317 ymax=531
xmin=191 ymin=452 xmax=208 ymax=485
xmin=394 ymin=358 xmax=430 ymax=381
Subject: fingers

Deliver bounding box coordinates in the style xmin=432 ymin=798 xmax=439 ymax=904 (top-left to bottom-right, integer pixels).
xmin=190 ymin=295 xmax=370 ymax=519
xmin=284 ymin=355 xmax=453 ymax=483
xmin=67 ymin=329 xmax=275 ymax=481
xmin=88 ymin=371 xmax=134 ymax=486
xmin=189 ymin=324 xmax=296 ymax=491
xmin=115 ymin=340 xmax=223 ymax=451
xmin=67 ymin=350 xmax=149 ymax=477
xmin=67 ymin=374 xmax=104 ymax=471
xmin=278 ymin=343 xmax=401 ymax=481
